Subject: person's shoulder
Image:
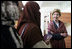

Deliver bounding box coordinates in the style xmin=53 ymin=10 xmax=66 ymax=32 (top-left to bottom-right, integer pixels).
xmin=26 ymin=23 xmax=40 ymax=34
xmin=26 ymin=23 xmax=39 ymax=31
xmin=59 ymin=20 xmax=64 ymax=25
xmin=28 ymin=23 xmax=38 ymax=28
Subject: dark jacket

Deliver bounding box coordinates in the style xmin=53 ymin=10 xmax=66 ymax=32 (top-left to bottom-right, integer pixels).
xmin=18 ymin=23 xmax=43 ymax=48
xmin=1 ymin=24 xmax=23 ymax=48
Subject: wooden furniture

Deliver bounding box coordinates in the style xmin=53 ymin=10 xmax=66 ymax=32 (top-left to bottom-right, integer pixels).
xmin=64 ymin=36 xmax=71 ymax=48
xmin=50 ymin=13 xmax=71 ymax=23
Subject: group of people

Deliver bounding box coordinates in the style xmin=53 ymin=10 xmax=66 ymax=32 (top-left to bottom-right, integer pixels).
xmin=1 ymin=1 xmax=68 ymax=48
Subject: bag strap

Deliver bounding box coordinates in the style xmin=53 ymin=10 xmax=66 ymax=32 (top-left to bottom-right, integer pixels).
xmin=20 ymin=24 xmax=28 ymax=37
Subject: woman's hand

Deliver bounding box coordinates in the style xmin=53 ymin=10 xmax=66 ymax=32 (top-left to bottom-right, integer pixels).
xmin=60 ymin=33 xmax=68 ymax=37
xmin=50 ymin=31 xmax=53 ymax=34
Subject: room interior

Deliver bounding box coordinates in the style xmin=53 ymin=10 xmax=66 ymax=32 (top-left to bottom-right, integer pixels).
xmin=14 ymin=1 xmax=71 ymax=48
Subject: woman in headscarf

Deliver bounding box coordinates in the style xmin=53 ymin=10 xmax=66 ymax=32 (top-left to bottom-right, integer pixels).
xmin=48 ymin=9 xmax=68 ymax=48
xmin=1 ymin=1 xmax=23 ymax=48
xmin=17 ymin=1 xmax=49 ymax=48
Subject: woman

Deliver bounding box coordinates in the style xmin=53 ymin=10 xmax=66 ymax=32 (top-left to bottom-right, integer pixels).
xmin=1 ymin=1 xmax=23 ymax=48
xmin=48 ymin=9 xmax=68 ymax=48
xmin=17 ymin=1 xmax=48 ymax=48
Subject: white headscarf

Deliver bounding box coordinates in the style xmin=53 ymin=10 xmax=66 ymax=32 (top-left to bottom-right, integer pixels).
xmin=1 ymin=1 xmax=19 ymax=26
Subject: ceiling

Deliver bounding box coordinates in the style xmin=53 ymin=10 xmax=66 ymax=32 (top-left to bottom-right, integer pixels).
xmin=22 ymin=1 xmax=71 ymax=8
xmin=36 ymin=1 xmax=67 ymax=7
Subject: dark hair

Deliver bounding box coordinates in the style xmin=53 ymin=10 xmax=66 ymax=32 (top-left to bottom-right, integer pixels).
xmin=52 ymin=9 xmax=61 ymax=16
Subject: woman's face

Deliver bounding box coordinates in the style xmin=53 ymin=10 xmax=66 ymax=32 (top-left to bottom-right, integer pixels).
xmin=53 ymin=12 xmax=60 ymax=21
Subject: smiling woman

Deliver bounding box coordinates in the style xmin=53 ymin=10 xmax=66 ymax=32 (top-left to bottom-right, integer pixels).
xmin=47 ymin=9 xmax=68 ymax=48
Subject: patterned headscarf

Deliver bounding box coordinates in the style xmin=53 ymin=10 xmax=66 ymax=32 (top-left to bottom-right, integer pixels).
xmin=1 ymin=1 xmax=19 ymax=26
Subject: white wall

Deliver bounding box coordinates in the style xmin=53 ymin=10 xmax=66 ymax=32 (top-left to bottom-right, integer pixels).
xmin=61 ymin=1 xmax=71 ymax=13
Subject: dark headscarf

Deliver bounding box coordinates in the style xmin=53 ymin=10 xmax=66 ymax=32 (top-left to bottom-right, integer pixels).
xmin=17 ymin=1 xmax=41 ymax=31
